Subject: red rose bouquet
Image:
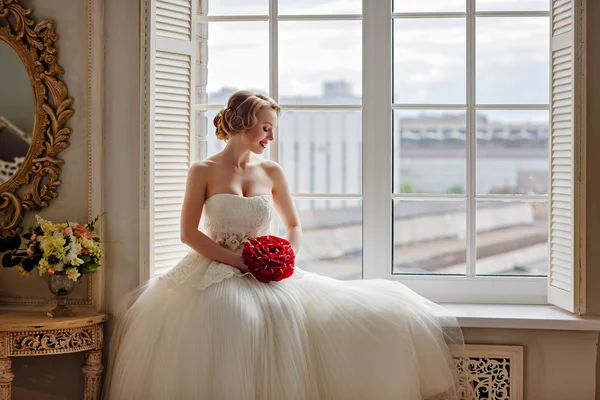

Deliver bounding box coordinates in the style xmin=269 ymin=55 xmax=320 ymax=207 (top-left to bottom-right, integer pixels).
xmin=242 ymin=235 xmax=295 ymax=283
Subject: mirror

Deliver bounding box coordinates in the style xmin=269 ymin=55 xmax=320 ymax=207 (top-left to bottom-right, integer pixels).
xmin=0 ymin=40 xmax=34 ymax=186
xmin=0 ymin=1 xmax=74 ymax=234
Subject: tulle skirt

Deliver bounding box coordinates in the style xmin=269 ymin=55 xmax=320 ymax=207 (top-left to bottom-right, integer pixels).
xmin=103 ymin=251 xmax=466 ymax=400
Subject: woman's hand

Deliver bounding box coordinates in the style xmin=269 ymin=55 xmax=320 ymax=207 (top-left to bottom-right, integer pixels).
xmin=231 ymin=255 xmax=248 ymax=273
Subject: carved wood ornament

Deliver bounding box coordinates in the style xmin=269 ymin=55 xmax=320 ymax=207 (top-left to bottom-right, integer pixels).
xmin=0 ymin=0 xmax=73 ymax=234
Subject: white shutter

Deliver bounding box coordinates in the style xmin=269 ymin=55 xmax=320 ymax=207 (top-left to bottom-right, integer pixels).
xmin=547 ymin=0 xmax=586 ymax=313
xmin=148 ymin=0 xmax=196 ymax=277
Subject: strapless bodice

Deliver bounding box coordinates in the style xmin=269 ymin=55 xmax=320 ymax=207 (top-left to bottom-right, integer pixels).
xmin=203 ymin=193 xmax=274 ymax=253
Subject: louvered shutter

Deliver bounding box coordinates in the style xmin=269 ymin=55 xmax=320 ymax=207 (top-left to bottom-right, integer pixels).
xmin=149 ymin=0 xmax=196 ymax=277
xmin=547 ymin=0 xmax=586 ymax=313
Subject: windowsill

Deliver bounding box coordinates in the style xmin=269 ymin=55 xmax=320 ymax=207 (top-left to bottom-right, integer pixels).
xmin=440 ymin=303 xmax=600 ymax=331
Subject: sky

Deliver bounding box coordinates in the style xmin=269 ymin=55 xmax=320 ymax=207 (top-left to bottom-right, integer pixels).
xmin=199 ymin=0 xmax=550 ymax=121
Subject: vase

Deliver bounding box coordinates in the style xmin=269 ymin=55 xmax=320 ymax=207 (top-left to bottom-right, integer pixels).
xmin=46 ymin=271 xmax=77 ymax=318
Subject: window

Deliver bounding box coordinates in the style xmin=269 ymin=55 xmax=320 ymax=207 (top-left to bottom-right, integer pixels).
xmin=197 ymin=1 xmax=364 ymax=280
xmin=143 ymin=0 xmax=586 ymax=311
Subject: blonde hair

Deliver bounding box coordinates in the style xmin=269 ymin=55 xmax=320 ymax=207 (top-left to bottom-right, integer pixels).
xmin=213 ymin=91 xmax=280 ymax=141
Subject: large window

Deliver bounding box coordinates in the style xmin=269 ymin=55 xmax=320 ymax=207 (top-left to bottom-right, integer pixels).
xmin=197 ymin=1 xmax=365 ymax=280
xmin=194 ymin=0 xmax=550 ymax=302
xmin=390 ymin=3 xmax=549 ymax=283
xmin=147 ymin=0 xmax=591 ymax=309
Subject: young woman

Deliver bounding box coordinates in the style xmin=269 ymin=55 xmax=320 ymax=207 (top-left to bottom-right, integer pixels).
xmin=104 ymin=90 xmax=465 ymax=400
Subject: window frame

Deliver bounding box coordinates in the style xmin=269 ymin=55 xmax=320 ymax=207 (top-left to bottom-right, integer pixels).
xmin=190 ymin=0 xmax=552 ymax=304
xmin=371 ymin=1 xmax=551 ymax=304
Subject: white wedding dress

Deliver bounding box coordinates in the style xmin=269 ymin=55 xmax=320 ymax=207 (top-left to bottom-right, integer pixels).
xmin=104 ymin=194 xmax=466 ymax=400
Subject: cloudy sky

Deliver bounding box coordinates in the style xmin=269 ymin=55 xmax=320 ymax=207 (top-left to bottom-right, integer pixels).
xmin=200 ymin=0 xmax=549 ymax=121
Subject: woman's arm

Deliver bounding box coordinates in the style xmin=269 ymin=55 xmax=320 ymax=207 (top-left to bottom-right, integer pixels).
xmin=265 ymin=161 xmax=302 ymax=254
xmin=180 ymin=162 xmax=247 ymax=271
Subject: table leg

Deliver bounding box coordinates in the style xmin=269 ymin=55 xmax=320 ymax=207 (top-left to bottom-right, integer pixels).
xmin=0 ymin=358 xmax=13 ymax=400
xmin=82 ymin=350 xmax=103 ymax=400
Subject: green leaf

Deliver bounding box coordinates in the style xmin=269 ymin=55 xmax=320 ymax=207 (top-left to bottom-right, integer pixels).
xmin=81 ymin=262 xmax=100 ymax=274
xmin=48 ymin=255 xmax=60 ymax=265
xmin=2 ymin=253 xmax=21 ymax=268
xmin=2 ymin=253 xmax=13 ymax=268
xmin=22 ymin=258 xmax=37 ymax=272
xmin=81 ymin=255 xmax=92 ymax=263
xmin=6 ymin=234 xmax=21 ymax=251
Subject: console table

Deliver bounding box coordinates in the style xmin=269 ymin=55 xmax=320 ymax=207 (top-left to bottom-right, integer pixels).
xmin=0 ymin=310 xmax=108 ymax=400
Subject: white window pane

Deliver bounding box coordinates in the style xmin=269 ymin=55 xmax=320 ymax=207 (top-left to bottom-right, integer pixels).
xmin=393 ymin=0 xmax=465 ymax=13
xmin=199 ymin=22 xmax=269 ymax=104
xmin=392 ymin=200 xmax=467 ymax=275
xmin=476 ymin=200 xmax=548 ymax=276
xmin=394 ymin=110 xmax=466 ymax=194
xmin=279 ymin=21 xmax=362 ymax=104
xmin=476 ymin=17 xmax=550 ymax=104
xmin=199 ymin=0 xmax=268 ymax=16
xmin=279 ymin=111 xmax=362 ymax=194
xmin=279 ymin=0 xmax=361 ymax=15
xmin=476 ymin=110 xmax=549 ymax=195
xmin=393 ymin=18 xmax=466 ymax=104
xmin=199 ymin=109 xmax=269 ymax=159
xmin=281 ymin=199 xmax=362 ymax=280
xmin=477 ymin=0 xmax=549 ymax=11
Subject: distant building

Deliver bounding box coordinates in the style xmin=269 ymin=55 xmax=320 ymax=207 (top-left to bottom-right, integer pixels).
xmin=205 ymin=81 xmax=549 ymax=196
xmin=201 ymin=82 xmax=549 ymax=277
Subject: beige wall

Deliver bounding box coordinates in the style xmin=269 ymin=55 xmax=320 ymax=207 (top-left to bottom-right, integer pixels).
xmin=464 ymin=329 xmax=599 ymax=400
xmin=0 ymin=0 xmax=91 ymax=303
xmin=585 ymin=0 xmax=600 ymax=317
xmin=8 ymin=0 xmax=141 ymax=398
xmin=102 ymin=0 xmax=142 ymax=350
xmin=6 ymin=1 xmax=600 ymax=399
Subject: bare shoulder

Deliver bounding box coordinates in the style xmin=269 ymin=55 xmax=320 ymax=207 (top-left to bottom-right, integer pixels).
xmin=187 ymin=160 xmax=216 ymax=182
xmin=189 ymin=159 xmax=209 ymax=172
xmin=260 ymin=159 xmax=285 ymax=178
xmin=259 ymin=160 xmax=289 ymax=193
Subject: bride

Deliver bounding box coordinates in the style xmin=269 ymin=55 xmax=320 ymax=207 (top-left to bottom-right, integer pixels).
xmin=103 ymin=90 xmax=466 ymax=400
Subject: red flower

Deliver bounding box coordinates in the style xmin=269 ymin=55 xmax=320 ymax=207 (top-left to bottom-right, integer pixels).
xmin=242 ymin=235 xmax=295 ymax=283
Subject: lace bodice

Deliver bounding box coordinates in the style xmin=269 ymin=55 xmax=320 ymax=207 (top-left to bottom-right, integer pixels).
xmin=158 ymin=193 xmax=275 ymax=289
xmin=203 ymin=193 xmax=274 ymax=253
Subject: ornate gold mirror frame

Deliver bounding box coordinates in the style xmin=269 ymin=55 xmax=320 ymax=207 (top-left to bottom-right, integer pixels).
xmin=0 ymin=0 xmax=73 ymax=234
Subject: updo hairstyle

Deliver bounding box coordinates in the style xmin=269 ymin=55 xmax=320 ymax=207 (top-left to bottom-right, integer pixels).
xmin=213 ymin=91 xmax=280 ymax=141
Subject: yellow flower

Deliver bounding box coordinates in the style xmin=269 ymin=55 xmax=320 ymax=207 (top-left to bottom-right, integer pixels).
xmin=77 ymin=237 xmax=103 ymax=260
xmin=40 ymin=235 xmax=66 ymax=259
xmin=37 ymin=259 xmax=50 ymax=276
xmin=17 ymin=265 xmax=31 ymax=277
xmin=66 ymin=268 xmax=81 ymax=282
xmin=35 ymin=215 xmax=68 ymax=236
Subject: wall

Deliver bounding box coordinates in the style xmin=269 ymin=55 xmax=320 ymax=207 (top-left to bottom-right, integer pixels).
xmin=5 ymin=0 xmax=100 ymax=397
xmin=585 ymin=0 xmax=600 ymax=317
xmin=8 ymin=0 xmax=141 ymax=398
xmin=6 ymin=1 xmax=600 ymax=399
xmin=586 ymin=0 xmax=600 ymax=395
xmin=0 ymin=0 xmax=91 ymax=303
xmin=463 ymin=328 xmax=599 ymax=400
xmin=102 ymin=0 xmax=141 ymax=353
